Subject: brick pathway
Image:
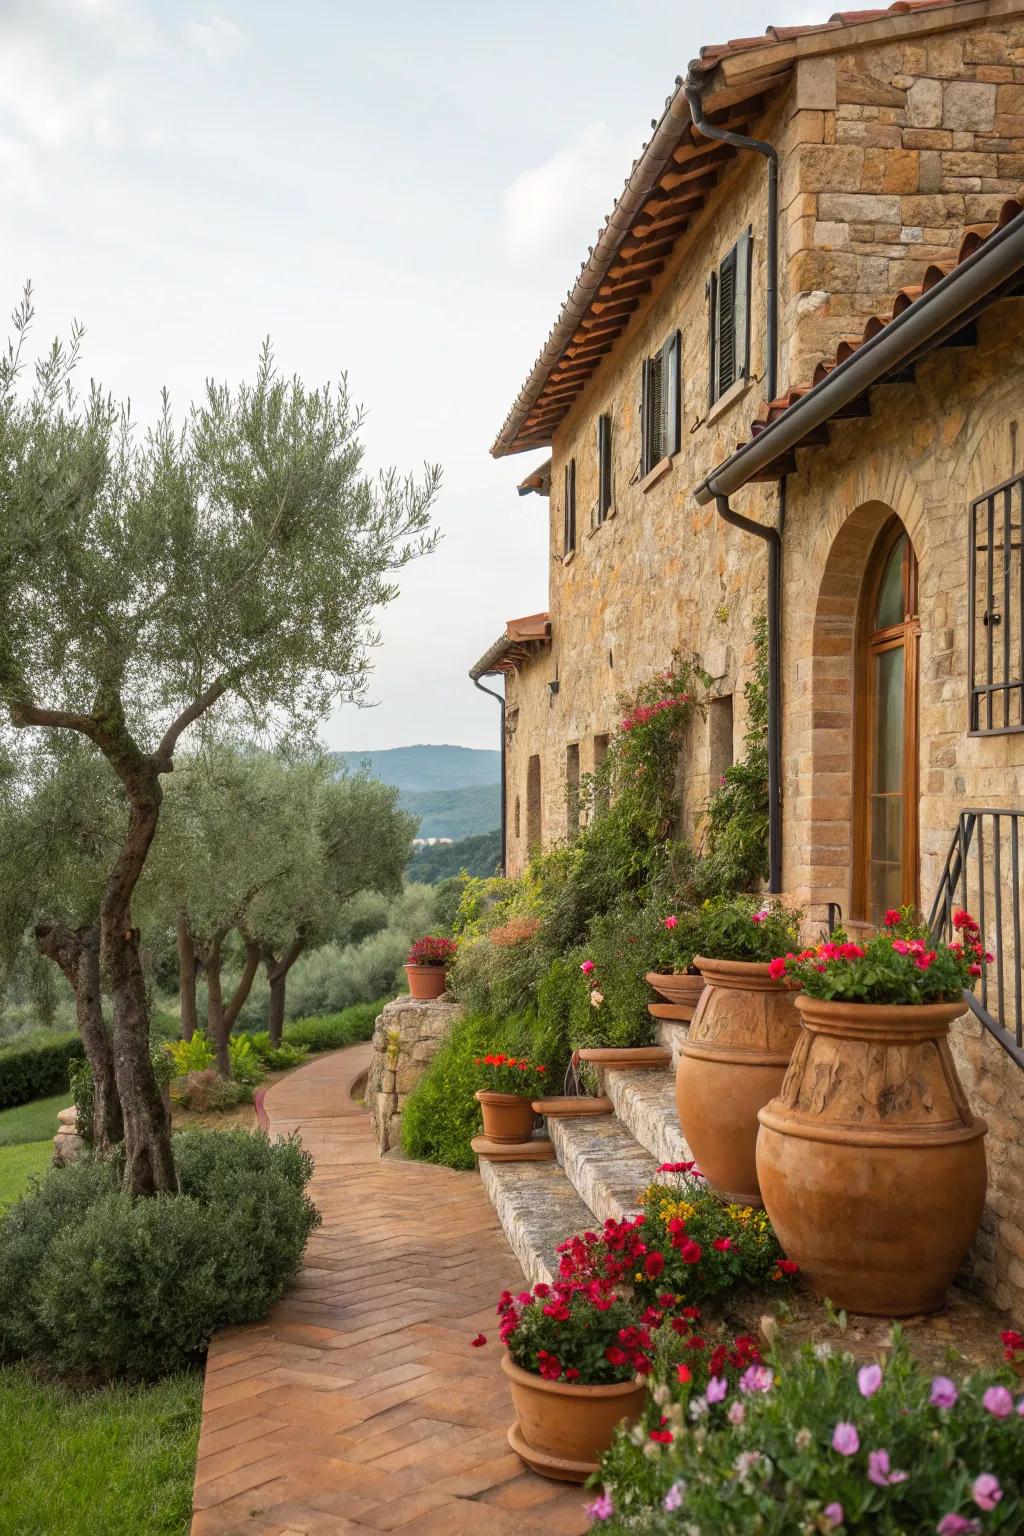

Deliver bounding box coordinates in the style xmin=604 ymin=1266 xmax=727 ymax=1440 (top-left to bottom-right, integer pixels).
xmin=191 ymin=1045 xmax=592 ymax=1536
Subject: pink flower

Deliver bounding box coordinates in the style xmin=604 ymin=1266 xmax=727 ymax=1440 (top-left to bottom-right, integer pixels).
xmin=663 ymin=915 xmax=678 ymax=929
xmin=867 ymin=1449 xmax=908 ymax=1487
xmin=706 ymin=1375 xmax=728 ymax=1403
xmin=823 ymin=1504 xmax=844 ymax=1529
xmin=930 ymin=1375 xmax=958 ymax=1408
xmin=751 ymin=908 xmax=769 ymax=924
xmin=663 ymin=1483 xmax=685 ymax=1512
xmin=831 ymin=1422 xmax=860 ymax=1456
xmin=857 ymin=1363 xmax=883 ymax=1397
xmin=937 ymin=1517 xmax=980 ymax=1536
xmin=972 ymin=1474 xmax=1002 ymax=1512
xmin=768 ymin=956 xmax=788 ymax=981
xmin=892 ymin=939 xmax=912 ymax=954
xmin=739 ymin=1365 xmax=774 ymax=1394
xmin=727 ymin=1400 xmax=745 ymax=1425
xmin=983 ymin=1385 xmax=1013 ymax=1418
xmin=585 ymin=1489 xmax=614 ymax=1521
xmin=580 ymin=960 xmax=595 ymax=975
xmin=884 ymin=908 xmax=902 ymax=926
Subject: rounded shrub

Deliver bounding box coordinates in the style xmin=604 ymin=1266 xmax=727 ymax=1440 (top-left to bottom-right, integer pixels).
xmin=0 ymin=1129 xmax=319 ymax=1380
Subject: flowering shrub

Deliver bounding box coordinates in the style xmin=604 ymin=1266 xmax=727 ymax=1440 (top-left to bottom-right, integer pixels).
xmin=593 ymin=1330 xmax=1024 ymax=1533
xmin=488 ymin=916 xmax=541 ymax=948
xmin=484 ymin=1278 xmax=659 ymax=1385
xmin=406 ymin=934 xmax=458 ymax=967
xmin=474 ymin=1052 xmax=548 ymax=1097
xmin=690 ymin=897 xmax=803 ymax=966
xmin=769 ymin=908 xmax=992 ymax=1006
xmin=649 ymin=911 xmax=703 ymax=974
xmin=606 ymin=652 xmax=709 ymax=841
xmin=555 ymin=1171 xmax=793 ymax=1310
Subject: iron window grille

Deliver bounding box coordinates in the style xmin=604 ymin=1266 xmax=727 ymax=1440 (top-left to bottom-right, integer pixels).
xmin=597 ymin=414 xmax=613 ymax=522
xmin=708 ymin=228 xmax=752 ymax=406
xmin=640 ymin=331 xmax=681 ymax=476
xmin=928 ymin=807 xmax=1024 ymax=1069
xmin=968 ymin=471 xmax=1024 ymax=733
xmin=563 ymin=457 xmax=576 ymax=556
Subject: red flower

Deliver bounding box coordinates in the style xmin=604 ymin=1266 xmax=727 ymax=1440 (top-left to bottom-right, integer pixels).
xmin=884 ymin=908 xmax=902 ymax=926
xmin=470 ymin=1333 xmax=487 ymax=1348
xmin=768 ymin=956 xmax=788 ymax=981
xmin=644 ymin=1251 xmax=666 ymax=1279
xmin=713 ymin=1237 xmax=733 ymax=1253
xmin=676 ymin=1363 xmax=692 ymax=1384
xmin=564 ymin=1367 xmax=580 ymax=1382
xmin=605 ymin=1345 xmax=628 ymax=1366
xmin=649 ymin=1429 xmax=673 ymax=1444
xmin=533 ymin=1282 xmax=550 ymax=1297
xmin=679 ymin=1240 xmax=703 ymax=1265
xmin=776 ymin=1258 xmax=799 ymax=1276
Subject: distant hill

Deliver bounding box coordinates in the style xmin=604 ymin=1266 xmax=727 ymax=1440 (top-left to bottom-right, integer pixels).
xmin=332 ymin=744 xmax=500 ymax=841
xmin=408 ymin=830 xmax=502 ymax=885
xmin=334 ymin=745 xmax=500 ymax=793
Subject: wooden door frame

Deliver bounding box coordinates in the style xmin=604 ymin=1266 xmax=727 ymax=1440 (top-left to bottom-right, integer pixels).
xmin=852 ymin=518 xmax=920 ymax=921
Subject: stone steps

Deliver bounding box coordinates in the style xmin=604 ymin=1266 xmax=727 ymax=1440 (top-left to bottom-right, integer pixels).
xmin=602 ymin=1066 xmax=692 ymax=1168
xmin=546 ymin=1112 xmax=660 ymax=1224
xmin=478 ymin=1156 xmax=593 ymax=1285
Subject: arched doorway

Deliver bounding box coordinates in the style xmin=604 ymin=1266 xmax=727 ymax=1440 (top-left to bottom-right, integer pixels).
xmin=853 ymin=518 xmax=920 ymax=924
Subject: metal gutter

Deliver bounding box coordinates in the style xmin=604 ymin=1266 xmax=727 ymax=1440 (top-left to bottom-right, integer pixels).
xmin=695 ymin=201 xmax=1024 ymax=505
xmin=683 ymin=73 xmax=779 ymax=402
xmin=471 ymin=676 xmax=507 ymax=876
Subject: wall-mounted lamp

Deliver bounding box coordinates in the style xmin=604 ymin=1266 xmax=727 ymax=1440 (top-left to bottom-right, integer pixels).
xmin=547 ymin=678 xmax=560 ymax=698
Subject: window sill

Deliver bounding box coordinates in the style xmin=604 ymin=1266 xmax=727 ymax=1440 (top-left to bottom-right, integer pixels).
xmin=639 ymin=457 xmax=674 ymax=494
xmin=705 ymin=375 xmax=753 ymax=427
xmin=586 ymin=506 xmax=616 ymax=538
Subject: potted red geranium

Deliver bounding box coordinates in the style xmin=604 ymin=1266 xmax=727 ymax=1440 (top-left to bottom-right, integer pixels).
xmin=477 ymin=1277 xmax=654 ymax=1481
xmin=758 ymin=907 xmax=990 ymax=1317
xmin=474 ymin=1054 xmax=547 ymax=1143
xmin=404 ymin=934 xmax=457 ymax=1000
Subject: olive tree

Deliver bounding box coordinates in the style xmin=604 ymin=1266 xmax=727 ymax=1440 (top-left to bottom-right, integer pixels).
xmin=0 ymin=293 xmax=440 ymax=1192
xmin=0 ymin=736 xmax=126 ymax=1151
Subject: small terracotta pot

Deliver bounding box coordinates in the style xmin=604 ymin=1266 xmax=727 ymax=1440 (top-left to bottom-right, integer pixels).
xmin=756 ymin=995 xmax=988 ymax=1317
xmin=475 ymin=1089 xmax=536 ymax=1144
xmin=675 ymin=956 xmax=801 ymax=1207
xmin=502 ymin=1353 xmax=645 ymax=1482
xmin=404 ymin=963 xmax=447 ymax=1001
xmin=645 ymin=970 xmax=705 ymax=1017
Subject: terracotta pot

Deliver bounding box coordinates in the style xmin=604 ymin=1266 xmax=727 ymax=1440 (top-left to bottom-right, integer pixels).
xmin=404 ymin=963 xmax=447 ymax=1000
xmin=645 ymin=970 xmax=705 ymax=1016
xmin=502 ymin=1353 xmax=646 ymax=1482
xmin=756 ymin=995 xmax=988 ymax=1317
xmin=577 ymin=1046 xmax=672 ymax=1069
xmin=474 ymin=1089 xmax=536 ymax=1144
xmin=532 ymin=1095 xmax=612 ymax=1117
xmin=675 ymin=956 xmax=802 ymax=1207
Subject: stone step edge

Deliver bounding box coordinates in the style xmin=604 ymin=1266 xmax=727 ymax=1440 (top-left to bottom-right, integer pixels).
xmin=546 ymin=1113 xmax=660 ymax=1226
xmin=601 ymin=1067 xmax=693 ymax=1169
xmin=477 ymin=1156 xmax=593 ymax=1286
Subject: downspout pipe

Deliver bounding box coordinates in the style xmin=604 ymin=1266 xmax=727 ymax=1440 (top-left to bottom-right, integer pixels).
xmin=683 ymin=72 xmax=778 ymax=403
xmin=472 ymin=677 xmax=507 ymax=877
xmin=714 ymin=493 xmax=783 ymax=895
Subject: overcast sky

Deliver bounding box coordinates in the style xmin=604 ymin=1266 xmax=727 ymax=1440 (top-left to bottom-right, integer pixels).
xmin=2 ymin=0 xmax=819 ymax=751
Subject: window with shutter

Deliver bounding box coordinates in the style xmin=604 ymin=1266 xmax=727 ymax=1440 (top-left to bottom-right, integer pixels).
xmin=563 ymin=457 xmax=576 ymax=555
xmin=641 ymin=332 xmax=680 ymax=476
xmin=597 ymin=415 xmax=613 ymax=522
xmin=709 ymin=229 xmax=752 ymax=406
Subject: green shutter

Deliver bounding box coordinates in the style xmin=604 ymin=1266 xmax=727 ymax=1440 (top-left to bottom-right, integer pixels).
xmin=735 ymin=228 xmax=752 ymax=382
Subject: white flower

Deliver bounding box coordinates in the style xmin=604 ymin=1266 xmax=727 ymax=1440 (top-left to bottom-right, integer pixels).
xmin=590 ymin=988 xmax=604 ymax=1008
xmin=813 ymin=1342 xmax=833 ymax=1360
xmin=794 ymin=1428 xmax=813 ymax=1451
xmin=652 ymin=1383 xmax=670 ymax=1407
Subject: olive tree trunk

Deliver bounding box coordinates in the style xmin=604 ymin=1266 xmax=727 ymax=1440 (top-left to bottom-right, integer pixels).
xmin=34 ymin=920 xmax=123 ymax=1154
xmin=261 ymin=937 xmax=306 ymax=1046
xmin=205 ymin=933 xmax=261 ymax=1076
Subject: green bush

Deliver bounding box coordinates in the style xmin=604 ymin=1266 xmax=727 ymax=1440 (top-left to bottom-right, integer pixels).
xmin=68 ymin=1058 xmax=94 ymax=1145
xmin=0 ymin=1034 xmax=84 ymax=1112
xmin=165 ymin=1033 xmax=215 ymax=1075
xmin=227 ymin=1033 xmax=263 ymax=1086
xmin=248 ymin=1035 xmax=309 ymax=1070
xmin=0 ymin=1128 xmax=319 ymax=1379
xmin=282 ymin=1000 xmax=383 ymax=1053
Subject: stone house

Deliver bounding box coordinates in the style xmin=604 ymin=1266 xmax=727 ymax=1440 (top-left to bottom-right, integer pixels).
xmin=472 ymin=0 xmax=1024 ymax=1312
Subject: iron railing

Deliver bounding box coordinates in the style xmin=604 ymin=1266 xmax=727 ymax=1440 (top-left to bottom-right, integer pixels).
xmin=927 ymin=808 xmax=1024 ymax=1068
xmin=968 ymin=473 xmax=1024 ymax=734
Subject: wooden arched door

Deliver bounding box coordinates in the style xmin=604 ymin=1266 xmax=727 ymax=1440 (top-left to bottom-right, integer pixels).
xmin=854 ymin=519 xmax=920 ymax=924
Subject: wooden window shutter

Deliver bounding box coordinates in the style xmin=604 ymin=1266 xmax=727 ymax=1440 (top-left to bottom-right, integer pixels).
xmin=715 ymin=246 xmax=738 ymax=399
xmin=564 ymin=457 xmax=576 ymax=554
xmin=707 ymin=270 xmax=718 ymax=409
xmin=662 ymin=331 xmax=681 ymax=458
xmin=597 ymin=414 xmax=612 ymax=520
xmin=735 ymin=228 xmax=752 ymax=383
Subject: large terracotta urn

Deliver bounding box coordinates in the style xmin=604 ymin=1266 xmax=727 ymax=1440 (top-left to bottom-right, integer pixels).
xmin=756 ymin=995 xmax=988 ymax=1317
xmin=645 ymin=971 xmax=706 ymax=1016
xmin=675 ymin=956 xmax=802 ymax=1207
xmin=502 ymin=1354 xmax=646 ymax=1482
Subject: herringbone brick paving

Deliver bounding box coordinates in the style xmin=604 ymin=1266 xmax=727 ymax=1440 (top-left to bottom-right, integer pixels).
xmin=191 ymin=1045 xmax=591 ymax=1535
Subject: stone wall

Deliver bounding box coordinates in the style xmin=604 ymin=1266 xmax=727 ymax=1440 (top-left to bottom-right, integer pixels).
xmin=366 ymin=996 xmax=462 ymax=1155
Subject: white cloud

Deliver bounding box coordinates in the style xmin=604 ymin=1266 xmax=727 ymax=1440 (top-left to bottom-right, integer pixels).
xmin=185 ymin=15 xmax=245 ymax=62
xmin=502 ymin=120 xmax=632 ymax=266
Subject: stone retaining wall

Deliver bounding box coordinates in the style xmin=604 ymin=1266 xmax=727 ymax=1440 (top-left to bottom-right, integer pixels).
xmin=366 ymin=995 xmax=462 ymax=1155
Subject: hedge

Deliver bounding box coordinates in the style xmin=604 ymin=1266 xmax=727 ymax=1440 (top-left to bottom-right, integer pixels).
xmin=0 ymin=1036 xmax=84 ymax=1112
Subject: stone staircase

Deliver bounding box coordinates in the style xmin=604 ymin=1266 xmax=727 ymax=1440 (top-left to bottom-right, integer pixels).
xmin=477 ymin=1022 xmax=693 ymax=1283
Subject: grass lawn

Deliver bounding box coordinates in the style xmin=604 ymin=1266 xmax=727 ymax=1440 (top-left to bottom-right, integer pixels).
xmin=0 ymin=1091 xmax=69 ymax=1147
xmin=0 ymin=1140 xmax=54 ymax=1211
xmin=0 ymin=1364 xmax=202 ymax=1536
